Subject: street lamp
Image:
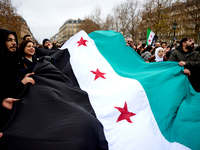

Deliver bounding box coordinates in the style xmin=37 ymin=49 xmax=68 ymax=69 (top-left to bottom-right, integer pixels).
xmin=173 ymin=20 xmax=177 ymax=41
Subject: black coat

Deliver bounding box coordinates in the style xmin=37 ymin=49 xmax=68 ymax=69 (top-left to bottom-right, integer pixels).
xmin=0 ymin=29 xmax=25 ymax=131
xmin=169 ymin=46 xmax=200 ymax=92
xmin=19 ymin=56 xmax=37 ymax=77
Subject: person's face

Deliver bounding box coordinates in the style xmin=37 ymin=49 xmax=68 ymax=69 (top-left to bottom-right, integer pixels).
xmin=5 ymin=34 xmax=17 ymax=52
xmin=44 ymin=40 xmax=51 ymax=47
xmin=155 ymin=43 xmax=161 ymax=48
xmin=185 ymin=38 xmax=194 ymax=49
xmin=157 ymin=49 xmax=164 ymax=58
xmin=127 ymin=39 xmax=133 ymax=46
xmin=24 ymin=42 xmax=35 ymax=57
xmin=161 ymin=43 xmax=167 ymax=49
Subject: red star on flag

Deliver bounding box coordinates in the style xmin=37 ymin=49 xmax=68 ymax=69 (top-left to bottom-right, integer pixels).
xmin=77 ymin=37 xmax=88 ymax=47
xmin=114 ymin=102 xmax=136 ymax=123
xmin=149 ymin=39 xmax=151 ymax=42
xmin=91 ymin=68 xmax=106 ymax=81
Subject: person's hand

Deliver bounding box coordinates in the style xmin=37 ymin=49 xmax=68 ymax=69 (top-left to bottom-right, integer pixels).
xmin=0 ymin=132 xmax=3 ymax=138
xmin=2 ymin=98 xmax=19 ymax=110
xmin=48 ymin=43 xmax=53 ymax=49
xmin=21 ymin=73 xmax=35 ymax=85
xmin=174 ymin=40 xmax=177 ymax=44
xmin=179 ymin=61 xmax=186 ymax=66
xmin=184 ymin=69 xmax=191 ymax=76
xmin=137 ymin=41 xmax=142 ymax=47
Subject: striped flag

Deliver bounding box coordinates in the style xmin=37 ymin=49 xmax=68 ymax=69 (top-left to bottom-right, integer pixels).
xmin=61 ymin=30 xmax=200 ymax=150
xmin=146 ymin=28 xmax=158 ymax=46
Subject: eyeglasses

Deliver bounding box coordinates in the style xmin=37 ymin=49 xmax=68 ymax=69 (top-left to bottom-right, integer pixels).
xmin=128 ymin=41 xmax=133 ymax=43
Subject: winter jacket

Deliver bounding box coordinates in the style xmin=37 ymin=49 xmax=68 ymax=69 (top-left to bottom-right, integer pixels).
xmin=0 ymin=29 xmax=25 ymax=130
xmin=169 ymin=46 xmax=200 ymax=92
xmin=19 ymin=56 xmax=37 ymax=77
xmin=141 ymin=51 xmax=152 ymax=62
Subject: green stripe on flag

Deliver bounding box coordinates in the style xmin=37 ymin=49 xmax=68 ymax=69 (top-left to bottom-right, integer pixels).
xmin=89 ymin=30 xmax=200 ymax=150
xmin=146 ymin=28 xmax=151 ymax=46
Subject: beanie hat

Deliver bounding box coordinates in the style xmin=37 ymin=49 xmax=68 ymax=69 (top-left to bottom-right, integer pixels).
xmin=43 ymin=38 xmax=50 ymax=46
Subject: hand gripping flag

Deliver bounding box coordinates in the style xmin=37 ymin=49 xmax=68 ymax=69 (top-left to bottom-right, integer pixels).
xmin=61 ymin=30 xmax=200 ymax=150
xmin=0 ymin=59 xmax=108 ymax=150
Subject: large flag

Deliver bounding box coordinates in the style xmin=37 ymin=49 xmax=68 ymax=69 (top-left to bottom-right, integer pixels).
xmin=1 ymin=59 xmax=108 ymax=150
xmin=61 ymin=30 xmax=200 ymax=150
xmin=146 ymin=28 xmax=158 ymax=46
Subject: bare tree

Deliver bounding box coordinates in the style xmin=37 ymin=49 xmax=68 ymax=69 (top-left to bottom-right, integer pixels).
xmin=79 ymin=6 xmax=103 ymax=33
xmin=126 ymin=0 xmax=141 ymax=41
xmin=177 ymin=0 xmax=200 ymax=43
xmin=103 ymin=0 xmax=141 ymax=39
xmin=88 ymin=6 xmax=103 ymax=29
xmin=112 ymin=1 xmax=130 ymax=36
xmin=142 ymin=0 xmax=174 ymax=34
xmin=101 ymin=14 xmax=115 ymax=31
xmin=79 ymin=19 xmax=101 ymax=34
xmin=139 ymin=0 xmax=182 ymax=43
xmin=0 ymin=0 xmax=22 ymax=39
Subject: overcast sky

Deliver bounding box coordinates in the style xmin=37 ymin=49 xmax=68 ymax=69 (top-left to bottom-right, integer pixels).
xmin=11 ymin=0 xmax=127 ymax=44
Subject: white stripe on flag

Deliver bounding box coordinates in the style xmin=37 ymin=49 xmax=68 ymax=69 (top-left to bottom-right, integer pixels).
xmin=61 ymin=30 xmax=190 ymax=150
xmin=148 ymin=31 xmax=155 ymax=45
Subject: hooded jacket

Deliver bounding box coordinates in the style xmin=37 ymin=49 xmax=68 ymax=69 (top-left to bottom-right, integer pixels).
xmin=0 ymin=29 xmax=24 ymax=130
xmin=169 ymin=46 xmax=200 ymax=92
xmin=0 ymin=28 xmax=24 ymax=99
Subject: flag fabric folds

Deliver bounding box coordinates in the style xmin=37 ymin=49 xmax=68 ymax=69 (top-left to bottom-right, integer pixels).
xmin=1 ymin=59 xmax=108 ymax=150
xmin=61 ymin=30 xmax=200 ymax=150
xmin=1 ymin=29 xmax=200 ymax=150
xmin=146 ymin=28 xmax=158 ymax=46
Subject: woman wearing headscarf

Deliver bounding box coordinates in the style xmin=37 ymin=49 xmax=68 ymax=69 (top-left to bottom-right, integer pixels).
xmin=149 ymin=47 xmax=168 ymax=62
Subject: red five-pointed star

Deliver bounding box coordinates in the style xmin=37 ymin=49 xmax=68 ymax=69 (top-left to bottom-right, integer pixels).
xmin=91 ymin=68 xmax=106 ymax=81
xmin=114 ymin=102 xmax=136 ymax=123
xmin=77 ymin=37 xmax=88 ymax=47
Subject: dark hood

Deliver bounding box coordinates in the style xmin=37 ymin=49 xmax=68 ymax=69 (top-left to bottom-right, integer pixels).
xmin=0 ymin=28 xmax=20 ymax=64
xmin=0 ymin=28 xmax=18 ymax=54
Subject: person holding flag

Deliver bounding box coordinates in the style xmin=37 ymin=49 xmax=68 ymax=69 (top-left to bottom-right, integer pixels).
xmin=0 ymin=28 xmax=35 ymax=135
xmin=169 ymin=37 xmax=200 ymax=92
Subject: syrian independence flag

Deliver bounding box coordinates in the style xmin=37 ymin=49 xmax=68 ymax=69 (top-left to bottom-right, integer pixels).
xmin=1 ymin=51 xmax=108 ymax=149
xmin=61 ymin=30 xmax=200 ymax=150
xmin=146 ymin=28 xmax=158 ymax=46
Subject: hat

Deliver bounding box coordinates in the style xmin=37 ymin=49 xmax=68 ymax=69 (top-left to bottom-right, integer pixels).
xmin=42 ymin=38 xmax=50 ymax=46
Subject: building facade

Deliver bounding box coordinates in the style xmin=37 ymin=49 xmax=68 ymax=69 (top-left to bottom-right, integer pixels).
xmin=57 ymin=19 xmax=82 ymax=44
xmin=20 ymin=18 xmax=36 ymax=43
xmin=138 ymin=0 xmax=200 ymax=45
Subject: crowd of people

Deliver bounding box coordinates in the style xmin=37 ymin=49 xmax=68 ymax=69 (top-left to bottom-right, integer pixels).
xmin=126 ymin=37 xmax=200 ymax=92
xmin=0 ymin=28 xmax=63 ymax=139
xmin=0 ymin=27 xmax=200 ymax=141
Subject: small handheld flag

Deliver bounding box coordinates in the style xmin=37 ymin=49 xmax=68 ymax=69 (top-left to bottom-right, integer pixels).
xmin=146 ymin=28 xmax=158 ymax=46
